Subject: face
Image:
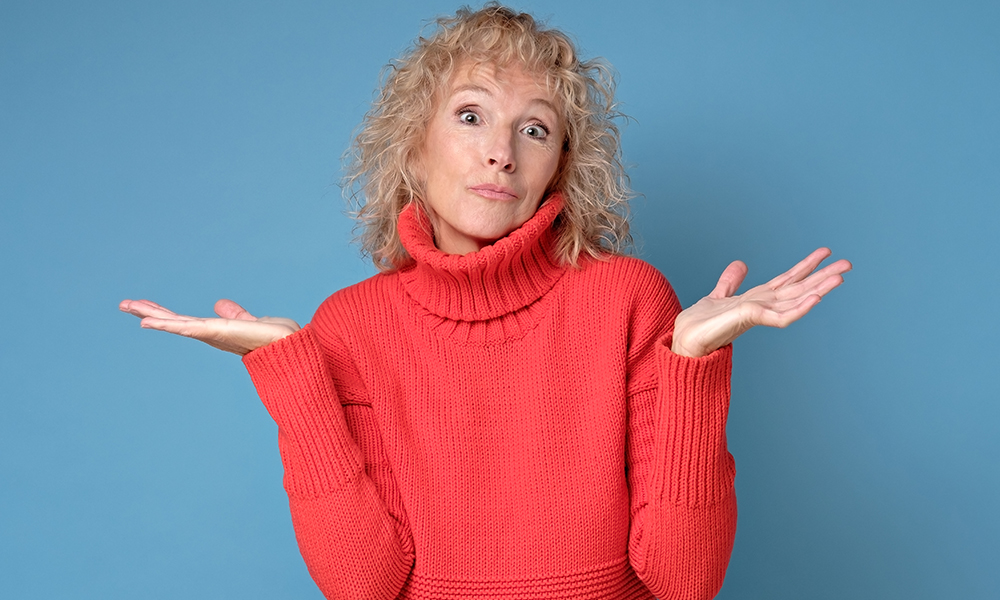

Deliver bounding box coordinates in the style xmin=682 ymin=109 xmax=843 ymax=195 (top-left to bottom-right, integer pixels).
xmin=415 ymin=62 xmax=565 ymax=255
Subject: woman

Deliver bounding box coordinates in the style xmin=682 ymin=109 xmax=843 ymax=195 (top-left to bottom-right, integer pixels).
xmin=121 ymin=5 xmax=850 ymax=599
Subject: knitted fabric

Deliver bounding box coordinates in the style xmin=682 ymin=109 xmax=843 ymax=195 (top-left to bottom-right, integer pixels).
xmin=243 ymin=194 xmax=738 ymax=600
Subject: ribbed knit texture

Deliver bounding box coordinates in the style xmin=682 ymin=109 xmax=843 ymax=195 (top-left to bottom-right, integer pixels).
xmin=244 ymin=194 xmax=737 ymax=600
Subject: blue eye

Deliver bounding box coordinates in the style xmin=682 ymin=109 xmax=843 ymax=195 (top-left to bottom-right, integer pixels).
xmin=522 ymin=124 xmax=548 ymax=139
xmin=459 ymin=111 xmax=480 ymax=125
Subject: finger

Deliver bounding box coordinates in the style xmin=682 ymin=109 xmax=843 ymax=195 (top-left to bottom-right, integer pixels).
xmin=120 ymin=299 xmax=177 ymax=315
xmin=796 ymin=258 xmax=852 ymax=286
xmin=119 ymin=299 xmax=190 ymax=320
xmin=140 ymin=316 xmax=290 ymax=355
xmin=140 ymin=317 xmax=249 ymax=354
xmin=767 ymin=248 xmax=832 ymax=289
xmin=709 ymin=261 xmax=748 ymax=299
xmin=139 ymin=316 xmax=215 ymax=337
xmin=756 ymin=294 xmax=822 ymax=328
xmin=258 ymin=316 xmax=303 ymax=330
xmin=775 ymin=260 xmax=851 ymax=301
xmin=802 ymin=261 xmax=850 ymax=293
xmin=214 ymin=299 xmax=257 ymax=321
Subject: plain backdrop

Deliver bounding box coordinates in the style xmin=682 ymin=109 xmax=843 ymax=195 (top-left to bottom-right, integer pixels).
xmin=2 ymin=1 xmax=997 ymax=598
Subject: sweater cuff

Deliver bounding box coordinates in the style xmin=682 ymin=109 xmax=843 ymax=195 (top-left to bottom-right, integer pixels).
xmin=243 ymin=326 xmax=364 ymax=496
xmin=653 ymin=333 xmax=735 ymax=507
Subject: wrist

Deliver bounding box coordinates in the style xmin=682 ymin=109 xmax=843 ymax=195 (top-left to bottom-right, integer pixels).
xmin=670 ymin=335 xmax=707 ymax=358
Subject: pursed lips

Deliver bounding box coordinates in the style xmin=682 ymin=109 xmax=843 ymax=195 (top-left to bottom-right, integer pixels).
xmin=469 ymin=183 xmax=519 ymax=201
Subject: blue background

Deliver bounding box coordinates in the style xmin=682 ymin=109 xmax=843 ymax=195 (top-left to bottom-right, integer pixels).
xmin=2 ymin=1 xmax=997 ymax=598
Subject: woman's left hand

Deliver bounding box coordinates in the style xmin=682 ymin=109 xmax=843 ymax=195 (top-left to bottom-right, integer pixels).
xmin=670 ymin=248 xmax=852 ymax=358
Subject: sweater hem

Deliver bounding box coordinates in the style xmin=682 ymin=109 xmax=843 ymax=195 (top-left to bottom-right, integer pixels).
xmin=398 ymin=555 xmax=654 ymax=600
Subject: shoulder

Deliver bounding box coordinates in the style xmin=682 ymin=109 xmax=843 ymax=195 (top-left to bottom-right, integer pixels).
xmin=583 ymin=257 xmax=687 ymax=390
xmin=570 ymin=254 xmax=681 ymax=313
xmin=309 ymin=271 xmax=402 ymax=339
xmin=302 ymin=272 xmax=403 ymax=404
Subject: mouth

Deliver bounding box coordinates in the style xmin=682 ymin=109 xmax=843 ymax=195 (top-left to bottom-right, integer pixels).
xmin=469 ymin=183 xmax=519 ymax=201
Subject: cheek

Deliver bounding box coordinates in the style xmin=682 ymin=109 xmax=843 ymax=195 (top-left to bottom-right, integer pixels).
xmin=422 ymin=138 xmax=461 ymax=182
xmin=552 ymin=151 xmax=564 ymax=179
xmin=410 ymin=131 xmax=434 ymax=187
xmin=539 ymin=150 xmax=563 ymax=189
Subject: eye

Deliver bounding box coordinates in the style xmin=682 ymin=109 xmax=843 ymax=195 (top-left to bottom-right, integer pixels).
xmin=522 ymin=124 xmax=549 ymax=139
xmin=458 ymin=110 xmax=480 ymax=125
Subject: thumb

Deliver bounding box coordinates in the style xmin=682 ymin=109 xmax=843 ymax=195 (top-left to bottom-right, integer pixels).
xmin=709 ymin=261 xmax=748 ymax=299
xmin=214 ymin=299 xmax=257 ymax=321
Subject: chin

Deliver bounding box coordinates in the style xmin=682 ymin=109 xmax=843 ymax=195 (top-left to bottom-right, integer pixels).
xmin=458 ymin=217 xmax=517 ymax=242
xmin=472 ymin=223 xmax=520 ymax=245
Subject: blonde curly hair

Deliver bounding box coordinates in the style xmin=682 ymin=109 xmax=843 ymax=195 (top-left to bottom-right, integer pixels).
xmin=345 ymin=3 xmax=632 ymax=270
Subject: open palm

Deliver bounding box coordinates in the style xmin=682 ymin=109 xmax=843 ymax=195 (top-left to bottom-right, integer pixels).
xmin=119 ymin=298 xmax=300 ymax=356
xmin=671 ymin=248 xmax=852 ymax=358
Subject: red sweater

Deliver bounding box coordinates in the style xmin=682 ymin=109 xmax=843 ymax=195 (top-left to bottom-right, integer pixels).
xmin=243 ymin=195 xmax=737 ymax=600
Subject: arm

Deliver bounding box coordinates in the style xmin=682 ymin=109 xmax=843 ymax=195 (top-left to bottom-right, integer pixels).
xmin=120 ymin=299 xmax=414 ymax=598
xmin=628 ymin=248 xmax=850 ymax=598
xmin=244 ymin=327 xmax=413 ymax=599
xmin=626 ymin=281 xmax=737 ymax=600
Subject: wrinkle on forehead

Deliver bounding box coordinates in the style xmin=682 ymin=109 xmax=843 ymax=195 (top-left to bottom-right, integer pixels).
xmin=439 ymin=60 xmax=561 ymax=117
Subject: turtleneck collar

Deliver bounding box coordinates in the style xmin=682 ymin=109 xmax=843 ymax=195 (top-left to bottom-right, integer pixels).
xmin=397 ymin=193 xmax=567 ymax=321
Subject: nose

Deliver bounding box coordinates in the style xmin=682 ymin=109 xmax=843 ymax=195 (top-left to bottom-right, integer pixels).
xmin=486 ymin=131 xmax=515 ymax=172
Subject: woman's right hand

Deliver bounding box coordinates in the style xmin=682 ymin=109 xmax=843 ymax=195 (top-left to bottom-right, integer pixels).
xmin=119 ymin=298 xmax=301 ymax=356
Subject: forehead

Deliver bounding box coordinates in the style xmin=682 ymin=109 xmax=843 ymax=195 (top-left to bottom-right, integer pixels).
xmin=437 ymin=60 xmax=560 ymax=112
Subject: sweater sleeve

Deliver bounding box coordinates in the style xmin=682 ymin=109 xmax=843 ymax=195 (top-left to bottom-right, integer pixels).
xmin=243 ymin=325 xmax=414 ymax=599
xmin=626 ymin=274 xmax=738 ymax=600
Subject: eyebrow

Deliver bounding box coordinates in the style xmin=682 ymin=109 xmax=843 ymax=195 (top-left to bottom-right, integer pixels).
xmin=450 ymin=84 xmax=560 ymax=115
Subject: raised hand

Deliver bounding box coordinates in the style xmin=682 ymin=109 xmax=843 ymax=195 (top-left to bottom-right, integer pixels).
xmin=670 ymin=248 xmax=851 ymax=358
xmin=119 ymin=298 xmax=300 ymax=356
